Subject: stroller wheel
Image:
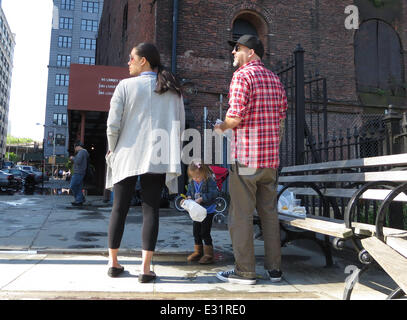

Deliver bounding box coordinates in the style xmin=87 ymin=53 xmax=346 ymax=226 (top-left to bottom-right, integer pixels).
xmin=214 ymin=196 xmax=228 ymax=213
xmin=214 ymin=214 xmax=225 ymax=224
xmin=174 ymin=195 xmax=186 ymax=212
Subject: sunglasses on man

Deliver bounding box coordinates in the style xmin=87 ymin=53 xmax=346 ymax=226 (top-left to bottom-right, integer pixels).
xmin=233 ymin=44 xmax=240 ymax=52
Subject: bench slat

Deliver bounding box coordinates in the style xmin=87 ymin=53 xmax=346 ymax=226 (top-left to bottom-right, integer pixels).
xmin=284 ymin=187 xmax=407 ymax=202
xmin=386 ymin=237 xmax=407 ymax=258
xmin=361 ymin=237 xmax=407 ymax=294
xmin=279 ymin=171 xmax=407 ymax=183
xmin=278 ymin=213 xmax=407 ymax=239
xmin=281 ymin=154 xmax=407 ymax=174
xmin=278 ymin=214 xmax=353 ymax=239
xmin=351 ymin=222 xmax=407 ymax=238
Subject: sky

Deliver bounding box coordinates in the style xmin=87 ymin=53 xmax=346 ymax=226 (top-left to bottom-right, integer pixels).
xmin=2 ymin=0 xmax=54 ymax=142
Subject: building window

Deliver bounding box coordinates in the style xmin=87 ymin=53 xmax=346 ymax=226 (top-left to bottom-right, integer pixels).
xmin=47 ymin=131 xmax=54 ymax=146
xmin=55 ymin=134 xmax=66 ymax=146
xmin=57 ymin=54 xmax=71 ymax=67
xmin=61 ymin=0 xmax=75 ymax=10
xmin=56 ymin=134 xmax=65 ymax=146
xmin=54 ymin=94 xmax=68 ymax=106
xmin=79 ymin=56 xmax=95 ymax=65
xmin=80 ymin=38 xmax=96 ymax=50
xmin=58 ymin=36 xmax=72 ymax=48
xmin=53 ymin=113 xmax=67 ymax=126
xmin=56 ymin=74 xmax=70 ymax=86
xmin=82 ymin=1 xmax=99 ymax=13
xmin=59 ymin=17 xmax=73 ymax=30
xmin=81 ymin=19 xmax=98 ymax=32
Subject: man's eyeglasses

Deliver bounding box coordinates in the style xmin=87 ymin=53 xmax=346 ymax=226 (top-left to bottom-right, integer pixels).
xmin=233 ymin=44 xmax=240 ymax=52
xmin=129 ymin=54 xmax=135 ymax=62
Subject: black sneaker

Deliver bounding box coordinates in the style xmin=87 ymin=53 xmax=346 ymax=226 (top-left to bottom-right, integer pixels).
xmin=268 ymin=269 xmax=282 ymax=282
xmin=71 ymin=202 xmax=83 ymax=206
xmin=216 ymin=269 xmax=256 ymax=285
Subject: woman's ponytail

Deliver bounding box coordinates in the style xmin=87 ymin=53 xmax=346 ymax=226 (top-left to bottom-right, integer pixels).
xmin=155 ymin=65 xmax=182 ymax=97
xmin=134 ymin=43 xmax=182 ymax=97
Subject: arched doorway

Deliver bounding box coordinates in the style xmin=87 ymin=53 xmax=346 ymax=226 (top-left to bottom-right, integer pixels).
xmin=232 ymin=18 xmax=258 ymax=41
xmin=354 ymin=19 xmax=405 ymax=105
xmin=230 ymin=11 xmax=268 ymax=58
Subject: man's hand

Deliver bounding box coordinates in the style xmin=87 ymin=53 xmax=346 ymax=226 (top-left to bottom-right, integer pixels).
xmin=195 ymin=197 xmax=203 ymax=204
xmin=214 ymin=116 xmax=242 ymax=134
xmin=214 ymin=122 xmax=224 ymax=134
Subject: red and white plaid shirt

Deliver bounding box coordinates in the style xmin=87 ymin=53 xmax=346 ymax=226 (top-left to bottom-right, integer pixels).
xmin=226 ymin=60 xmax=288 ymax=168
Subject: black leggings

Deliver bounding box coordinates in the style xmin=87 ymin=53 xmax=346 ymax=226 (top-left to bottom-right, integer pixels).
xmin=193 ymin=214 xmax=214 ymax=246
xmin=108 ymin=173 xmax=165 ymax=251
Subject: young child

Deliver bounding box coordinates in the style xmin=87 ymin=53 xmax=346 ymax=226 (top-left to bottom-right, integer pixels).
xmin=183 ymin=160 xmax=219 ymax=264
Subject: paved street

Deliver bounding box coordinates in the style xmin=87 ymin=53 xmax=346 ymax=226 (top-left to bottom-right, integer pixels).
xmin=0 ymin=186 xmax=401 ymax=301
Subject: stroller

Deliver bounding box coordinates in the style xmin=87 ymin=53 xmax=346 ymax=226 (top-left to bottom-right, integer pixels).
xmin=174 ymin=165 xmax=230 ymax=223
xmin=209 ymin=165 xmax=229 ymax=223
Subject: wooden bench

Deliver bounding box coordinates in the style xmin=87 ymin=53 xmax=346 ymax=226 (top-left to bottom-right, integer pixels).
xmin=255 ymin=153 xmax=407 ymax=298
xmin=353 ymin=193 xmax=407 ymax=300
xmin=361 ymin=236 xmax=407 ymax=299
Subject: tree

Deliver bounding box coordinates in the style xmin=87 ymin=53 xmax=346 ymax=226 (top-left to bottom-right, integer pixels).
xmin=5 ymin=152 xmax=19 ymax=162
xmin=6 ymin=135 xmax=35 ymax=145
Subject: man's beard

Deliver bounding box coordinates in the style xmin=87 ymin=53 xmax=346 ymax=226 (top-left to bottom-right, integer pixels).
xmin=233 ymin=58 xmax=239 ymax=68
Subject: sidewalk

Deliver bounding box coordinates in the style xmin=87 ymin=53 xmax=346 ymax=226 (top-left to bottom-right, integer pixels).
xmin=0 ymin=193 xmax=399 ymax=300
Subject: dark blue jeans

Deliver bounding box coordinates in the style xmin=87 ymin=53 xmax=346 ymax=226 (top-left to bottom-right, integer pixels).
xmin=70 ymin=173 xmax=85 ymax=203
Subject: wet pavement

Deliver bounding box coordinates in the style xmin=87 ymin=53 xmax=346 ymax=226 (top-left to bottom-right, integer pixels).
xmin=0 ymin=184 xmax=402 ymax=301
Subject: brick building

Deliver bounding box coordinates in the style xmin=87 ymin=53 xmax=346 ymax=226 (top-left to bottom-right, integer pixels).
xmin=96 ymin=0 xmax=406 ymax=119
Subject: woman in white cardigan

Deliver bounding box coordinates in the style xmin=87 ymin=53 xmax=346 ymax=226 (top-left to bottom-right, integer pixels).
xmin=105 ymin=43 xmax=185 ymax=283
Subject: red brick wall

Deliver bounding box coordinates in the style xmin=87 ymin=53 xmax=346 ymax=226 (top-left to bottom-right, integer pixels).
xmin=97 ymin=0 xmax=156 ymax=67
xmin=97 ymin=0 xmax=407 ymax=118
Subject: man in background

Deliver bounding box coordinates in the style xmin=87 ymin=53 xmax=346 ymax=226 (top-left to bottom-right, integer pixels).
xmin=69 ymin=141 xmax=88 ymax=206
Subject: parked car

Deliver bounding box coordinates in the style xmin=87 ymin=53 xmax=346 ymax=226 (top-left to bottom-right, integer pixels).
xmin=0 ymin=170 xmax=18 ymax=193
xmin=32 ymin=167 xmax=49 ymax=182
xmin=15 ymin=165 xmax=49 ymax=182
xmin=15 ymin=165 xmax=35 ymax=172
xmin=1 ymin=169 xmax=23 ymax=188
xmin=1 ymin=161 xmax=14 ymax=169
xmin=1 ymin=168 xmax=36 ymax=187
xmin=18 ymin=169 xmax=38 ymax=186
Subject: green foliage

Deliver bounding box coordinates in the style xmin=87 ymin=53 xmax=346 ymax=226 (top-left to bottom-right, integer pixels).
xmin=370 ymin=0 xmax=385 ymax=7
xmin=5 ymin=152 xmax=19 ymax=162
xmin=6 ymin=135 xmax=35 ymax=145
xmin=65 ymin=158 xmax=73 ymax=172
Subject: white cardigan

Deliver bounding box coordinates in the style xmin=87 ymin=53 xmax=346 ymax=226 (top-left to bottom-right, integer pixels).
xmin=105 ymin=74 xmax=185 ymax=194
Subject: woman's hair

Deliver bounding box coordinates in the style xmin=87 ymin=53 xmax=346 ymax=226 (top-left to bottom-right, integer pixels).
xmin=134 ymin=42 xmax=182 ymax=96
xmin=187 ymin=159 xmax=213 ymax=181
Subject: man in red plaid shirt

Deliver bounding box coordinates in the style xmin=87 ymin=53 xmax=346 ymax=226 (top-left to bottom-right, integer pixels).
xmin=215 ymin=35 xmax=288 ymax=285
